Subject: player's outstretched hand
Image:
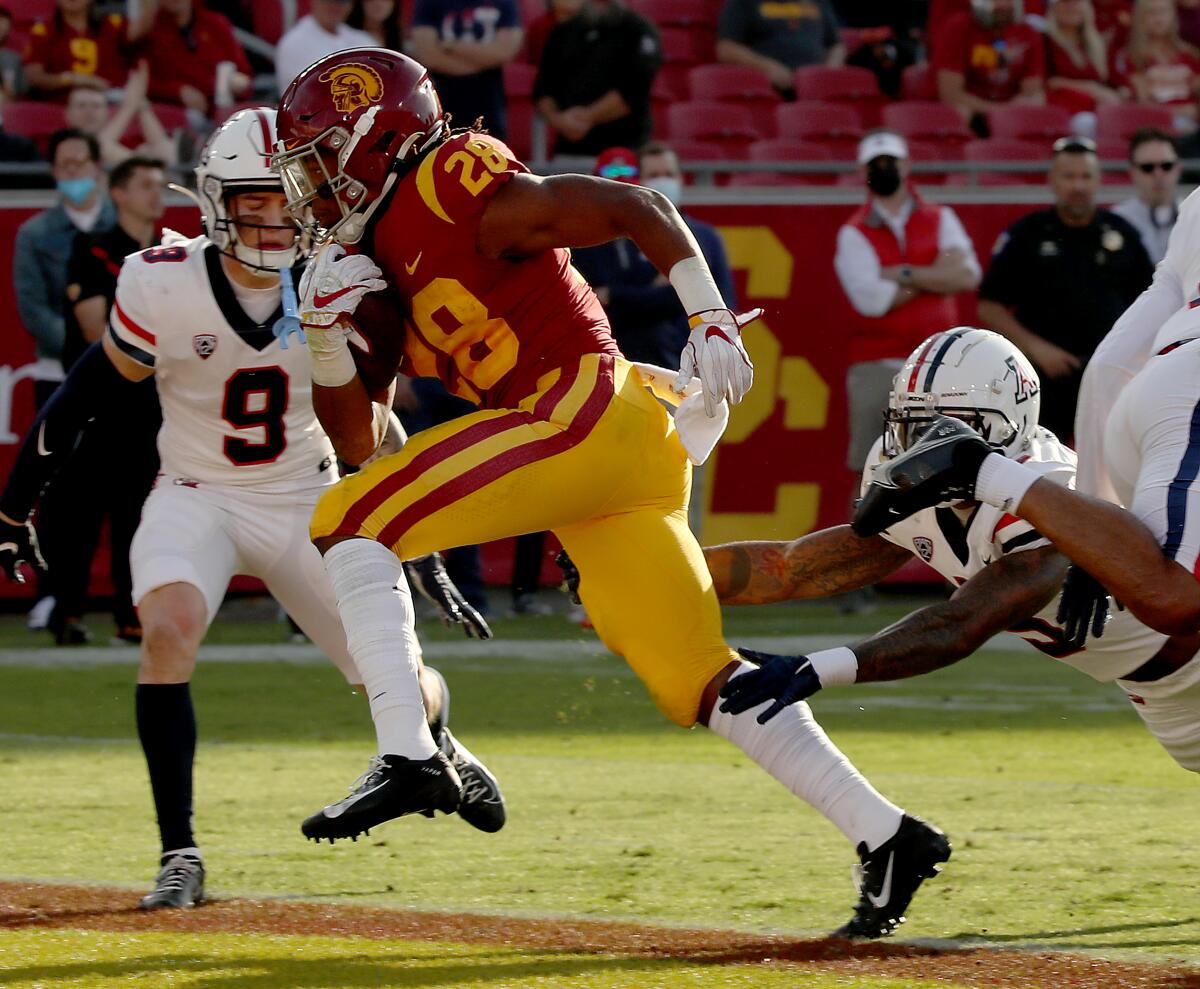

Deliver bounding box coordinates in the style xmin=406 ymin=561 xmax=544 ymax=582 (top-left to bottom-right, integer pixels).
xmin=405 ymin=552 xmax=493 ymax=639
xmin=298 ymin=243 xmax=386 ymax=329
xmin=0 ymin=513 xmax=46 ymax=584
xmin=555 ymin=549 xmax=581 ymax=604
xmin=1056 ymin=565 xmax=1122 ymax=648
xmin=674 ymin=308 xmax=761 ymax=417
xmin=719 ymin=648 xmax=822 ymax=723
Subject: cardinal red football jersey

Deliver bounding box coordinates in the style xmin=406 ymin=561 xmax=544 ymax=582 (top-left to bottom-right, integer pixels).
xmin=366 ymin=131 xmax=619 ymax=409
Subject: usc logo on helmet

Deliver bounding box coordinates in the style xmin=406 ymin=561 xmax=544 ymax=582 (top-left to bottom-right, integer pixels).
xmin=319 ymin=63 xmax=384 ymax=114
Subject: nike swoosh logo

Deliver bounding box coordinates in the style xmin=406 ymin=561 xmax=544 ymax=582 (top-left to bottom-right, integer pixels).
xmin=322 ymin=780 xmax=387 ymax=819
xmin=36 ymin=422 xmax=50 ymax=457
xmin=704 ymin=327 xmax=733 ymax=344
xmin=405 ymin=253 xmax=422 ymax=275
xmin=312 ymin=285 xmax=361 ymax=308
xmin=867 ymin=851 xmax=895 ymax=909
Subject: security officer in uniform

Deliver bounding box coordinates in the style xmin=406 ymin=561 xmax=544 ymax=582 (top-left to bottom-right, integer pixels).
xmin=977 ymin=136 xmax=1153 ymax=442
xmin=48 ymin=156 xmax=164 ymax=644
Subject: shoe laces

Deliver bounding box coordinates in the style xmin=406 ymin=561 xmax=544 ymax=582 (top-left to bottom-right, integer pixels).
xmin=454 ymin=761 xmax=496 ymax=804
xmin=156 ymin=856 xmax=200 ymax=891
xmin=349 ymin=755 xmax=388 ymax=794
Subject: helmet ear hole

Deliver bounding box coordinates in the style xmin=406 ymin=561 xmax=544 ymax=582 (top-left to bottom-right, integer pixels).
xmin=369 ymin=130 xmax=398 ymax=156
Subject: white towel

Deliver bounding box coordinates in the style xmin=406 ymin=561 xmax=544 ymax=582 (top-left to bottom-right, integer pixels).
xmin=631 ymin=362 xmax=729 ymax=466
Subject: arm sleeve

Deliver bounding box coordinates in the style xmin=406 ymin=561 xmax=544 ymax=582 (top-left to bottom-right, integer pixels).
xmin=498 ymin=0 xmax=520 ymax=29
xmin=13 ymin=223 xmax=65 ymax=357
xmin=834 ymin=224 xmax=899 ymax=317
xmin=410 ymin=0 xmax=441 ymax=29
xmin=821 ymin=0 xmax=841 ymax=46
xmin=977 ymin=227 xmax=1024 ymax=305
xmin=0 ymin=341 xmax=135 ymax=521
xmin=68 ymin=235 xmax=110 ymax=304
xmin=938 ymin=206 xmax=982 ymax=281
xmin=106 ymin=260 xmax=159 ymax=368
xmin=718 ymin=0 xmax=751 ymax=43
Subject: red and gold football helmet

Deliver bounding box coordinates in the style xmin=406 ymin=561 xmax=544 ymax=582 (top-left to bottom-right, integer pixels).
xmin=272 ymin=48 xmax=447 ymax=244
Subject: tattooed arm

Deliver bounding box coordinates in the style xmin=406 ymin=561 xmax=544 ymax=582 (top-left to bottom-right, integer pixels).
xmin=704 ymin=525 xmax=912 ymax=605
xmin=850 ymin=545 xmax=1068 ymax=682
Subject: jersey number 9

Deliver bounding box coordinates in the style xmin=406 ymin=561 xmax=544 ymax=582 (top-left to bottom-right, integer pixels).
xmin=222 ymin=366 xmax=289 ymax=466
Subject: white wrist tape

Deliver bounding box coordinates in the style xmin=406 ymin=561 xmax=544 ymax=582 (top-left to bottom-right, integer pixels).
xmin=974 ymin=452 xmax=1041 ymax=513
xmin=306 ymin=326 xmax=358 ymax=388
xmin=669 ymin=255 xmax=726 ymax=316
xmin=806 ymin=646 xmax=858 ymax=686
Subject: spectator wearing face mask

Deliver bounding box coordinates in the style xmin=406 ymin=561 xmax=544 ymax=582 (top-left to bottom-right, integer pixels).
xmin=833 ymin=129 xmax=981 ymax=482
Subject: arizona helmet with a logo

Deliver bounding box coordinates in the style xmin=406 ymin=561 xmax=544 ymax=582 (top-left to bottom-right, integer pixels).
xmin=194 ymin=106 xmax=300 ymax=272
xmin=272 ymin=48 xmax=448 ymax=245
xmin=884 ymin=327 xmax=1041 ymax=459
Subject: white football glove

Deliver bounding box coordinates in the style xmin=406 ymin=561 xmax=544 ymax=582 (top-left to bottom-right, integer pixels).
xmin=673 ymin=308 xmax=761 ymax=418
xmin=298 ymin=243 xmax=386 ymax=329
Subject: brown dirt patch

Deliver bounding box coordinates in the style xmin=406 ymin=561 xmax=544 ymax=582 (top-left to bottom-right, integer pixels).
xmin=1 ymin=881 xmax=1197 ymax=989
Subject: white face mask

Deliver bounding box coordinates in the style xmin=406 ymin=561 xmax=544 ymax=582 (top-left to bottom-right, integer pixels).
xmin=642 ymin=175 xmax=682 ymax=206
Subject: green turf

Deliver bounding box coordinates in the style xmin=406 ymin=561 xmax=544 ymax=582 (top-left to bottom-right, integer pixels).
xmin=0 ymin=931 xmax=954 ymax=989
xmin=1 ymin=601 xmax=1198 ymax=970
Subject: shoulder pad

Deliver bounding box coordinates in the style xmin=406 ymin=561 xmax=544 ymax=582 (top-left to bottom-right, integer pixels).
xmin=412 ymin=132 xmax=527 ymax=226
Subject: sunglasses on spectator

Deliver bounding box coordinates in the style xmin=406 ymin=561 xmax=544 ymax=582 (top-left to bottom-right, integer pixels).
xmin=1135 ymin=160 xmax=1179 ymax=173
xmin=599 ymin=164 xmax=638 ymax=179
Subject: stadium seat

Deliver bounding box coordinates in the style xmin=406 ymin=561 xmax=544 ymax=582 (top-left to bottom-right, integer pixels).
xmin=630 ymin=0 xmax=716 ymax=29
xmin=902 ymin=63 xmax=937 ymax=100
xmin=250 ymin=0 xmax=286 ymax=45
xmin=1096 ymin=104 xmax=1176 ymax=145
xmin=659 ymin=26 xmax=717 ymax=95
xmin=792 ymin=66 xmax=882 ymax=125
xmin=906 ymin=139 xmax=965 ymax=186
xmin=669 ymin=137 xmax=736 ymax=163
xmin=774 ymin=102 xmax=862 ymax=159
xmin=988 ymin=104 xmax=1072 ymax=143
xmin=503 ymin=62 xmax=538 ymax=160
xmin=650 ymin=75 xmax=681 ymax=142
xmin=962 ymin=138 xmax=1047 ymax=185
xmin=882 ymin=101 xmax=972 ymax=144
xmin=687 ymin=65 xmax=781 ymax=135
xmin=4 ymin=100 xmax=64 ymax=155
xmin=666 ymin=101 xmax=761 ymax=157
xmin=745 ymin=139 xmax=836 ymax=184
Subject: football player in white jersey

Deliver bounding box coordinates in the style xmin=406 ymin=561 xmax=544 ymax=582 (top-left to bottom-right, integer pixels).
xmin=0 ymin=108 xmax=503 ymax=911
xmin=712 ymin=329 xmax=1200 ymax=775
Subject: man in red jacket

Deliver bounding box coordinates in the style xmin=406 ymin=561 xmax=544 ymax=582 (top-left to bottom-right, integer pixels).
xmin=833 ymin=129 xmax=980 ymax=488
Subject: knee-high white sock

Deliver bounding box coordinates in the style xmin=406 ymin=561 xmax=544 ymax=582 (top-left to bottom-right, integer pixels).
xmin=707 ymin=661 xmax=903 ymax=852
xmin=323 ymin=539 xmax=437 ymax=760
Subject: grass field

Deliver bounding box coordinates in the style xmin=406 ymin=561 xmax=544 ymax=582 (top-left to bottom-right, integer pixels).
xmin=2 ymin=594 xmax=1198 ymax=988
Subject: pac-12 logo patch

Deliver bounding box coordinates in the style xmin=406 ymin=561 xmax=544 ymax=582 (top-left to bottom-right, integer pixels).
xmin=913 ymin=536 xmax=934 ymax=563
xmin=193 ymin=334 xmax=217 ymax=359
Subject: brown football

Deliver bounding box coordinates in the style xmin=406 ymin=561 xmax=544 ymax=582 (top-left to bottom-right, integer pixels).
xmin=346 ymin=288 xmax=408 ymax=402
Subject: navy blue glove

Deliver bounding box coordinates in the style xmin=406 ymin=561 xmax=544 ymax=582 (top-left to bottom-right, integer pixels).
xmin=719 ymin=647 xmax=823 ymax=723
xmin=1056 ymin=565 xmax=1122 ymax=649
xmin=0 ymin=515 xmax=45 ymax=584
xmin=405 ymin=552 xmax=492 ymax=639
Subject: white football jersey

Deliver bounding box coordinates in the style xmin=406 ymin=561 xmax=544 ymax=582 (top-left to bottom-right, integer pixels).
xmin=862 ymin=430 xmax=1169 ymax=682
xmin=108 ymin=235 xmax=337 ymax=492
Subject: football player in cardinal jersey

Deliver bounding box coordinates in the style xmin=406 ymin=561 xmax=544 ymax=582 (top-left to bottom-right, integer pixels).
xmin=273 ymin=49 xmax=947 ymax=940
xmin=715 ymin=328 xmax=1200 ymax=781
xmin=0 ymin=108 xmax=502 ymax=912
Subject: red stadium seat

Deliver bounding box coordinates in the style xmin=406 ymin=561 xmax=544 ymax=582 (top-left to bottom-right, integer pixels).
xmin=962 ymin=138 xmax=1047 ymax=185
xmin=988 ymin=104 xmax=1072 ymax=143
xmin=503 ymin=62 xmax=538 ymax=160
xmin=630 ymin=0 xmax=716 ymax=29
xmin=651 ymin=75 xmax=681 ymax=141
xmin=774 ymin=101 xmax=862 ymax=158
xmin=658 ymin=26 xmax=717 ymax=97
xmin=882 ymin=101 xmax=972 ymax=144
xmin=792 ymin=66 xmax=882 ymax=125
xmin=901 ymin=63 xmax=937 ymax=101
xmin=666 ymin=101 xmax=761 ymax=157
xmin=745 ymin=139 xmax=836 ymax=184
xmin=687 ymin=65 xmax=781 ymax=135
xmin=1096 ymin=104 xmax=1177 ymax=145
xmin=906 ymin=139 xmax=965 ymax=186
xmin=4 ymin=100 xmax=64 ymax=155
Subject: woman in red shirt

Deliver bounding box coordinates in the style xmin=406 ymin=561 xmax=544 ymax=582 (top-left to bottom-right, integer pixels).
xmin=1044 ymin=0 xmax=1122 ymax=116
xmin=1113 ymin=0 xmax=1200 ymax=126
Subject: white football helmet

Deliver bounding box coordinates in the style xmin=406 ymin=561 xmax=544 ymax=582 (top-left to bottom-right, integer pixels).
xmin=194 ymin=107 xmax=300 ymax=272
xmin=884 ymin=327 xmax=1041 ymax=459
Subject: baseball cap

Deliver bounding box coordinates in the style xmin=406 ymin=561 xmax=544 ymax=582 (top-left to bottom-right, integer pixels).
xmin=595 ymin=147 xmax=640 ymax=183
xmin=857 ymin=131 xmax=909 ymax=165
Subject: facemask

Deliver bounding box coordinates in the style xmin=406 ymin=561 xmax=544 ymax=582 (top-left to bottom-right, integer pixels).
xmin=58 ymin=176 xmax=96 ymax=207
xmin=643 ymin=175 xmax=682 ymax=206
xmin=866 ymin=159 xmax=903 ymax=197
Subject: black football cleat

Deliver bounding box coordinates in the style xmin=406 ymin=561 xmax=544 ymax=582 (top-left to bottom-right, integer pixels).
xmin=852 ymin=415 xmax=992 ymax=537
xmin=302 ymin=752 xmax=462 ymax=842
xmin=439 ymin=728 xmax=506 ymax=833
xmin=833 ymin=815 xmax=951 ymax=940
xmin=139 ymin=852 xmax=205 ymax=910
